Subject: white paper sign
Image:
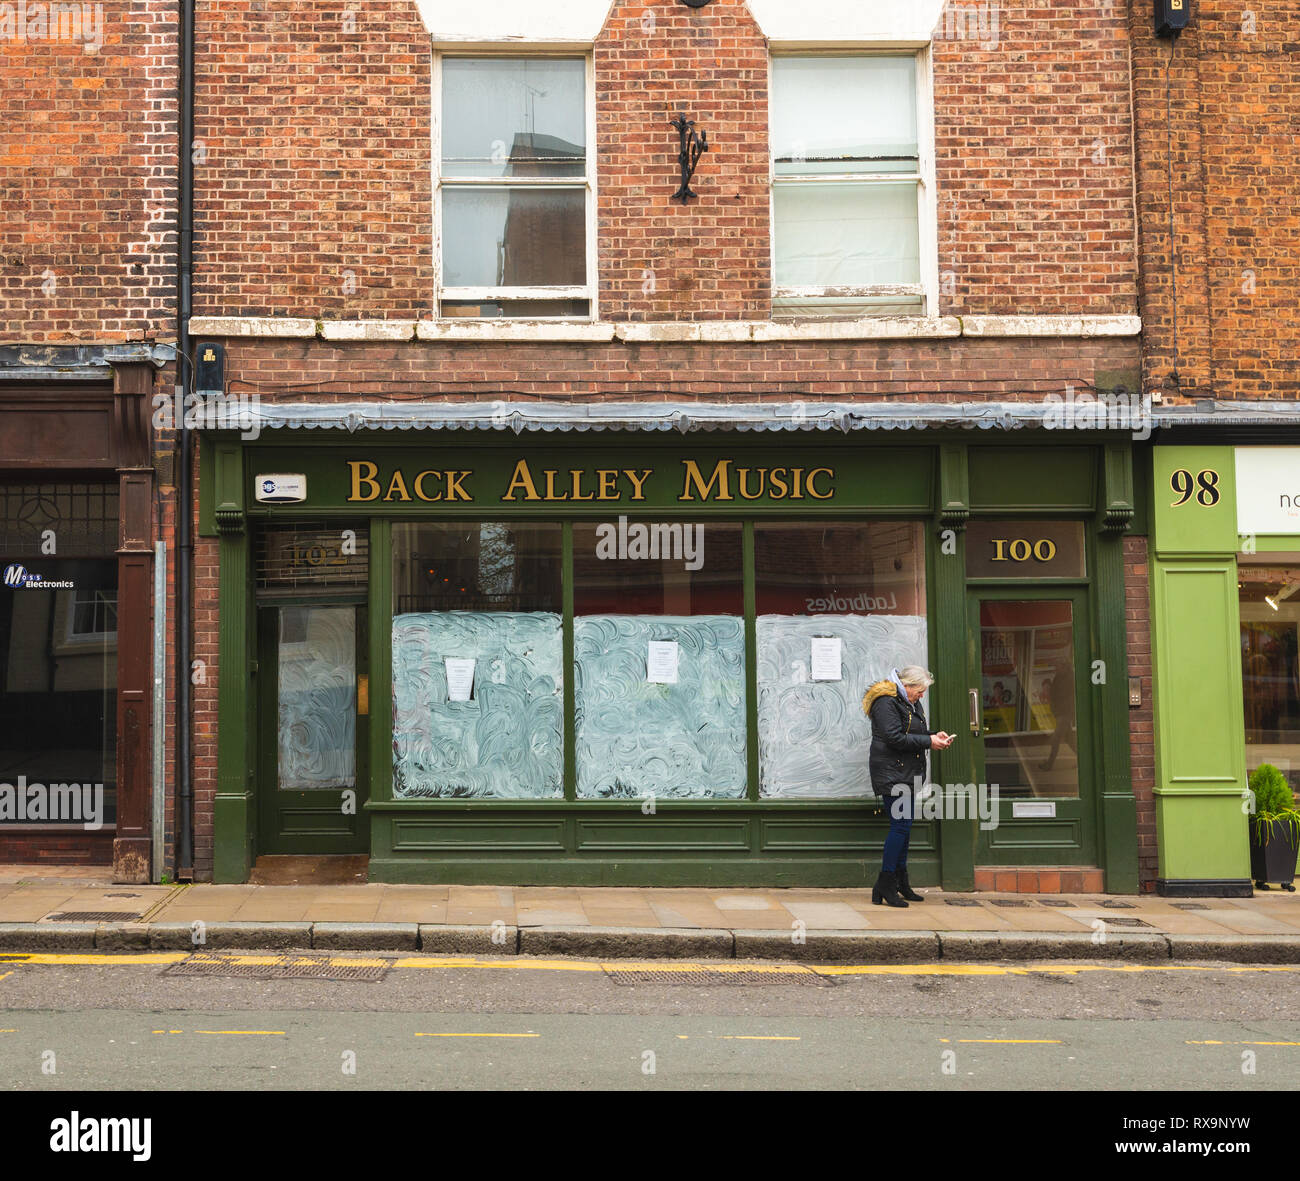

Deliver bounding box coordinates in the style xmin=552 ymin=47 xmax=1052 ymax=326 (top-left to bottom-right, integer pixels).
xmin=810 ymin=636 xmax=842 ymax=682
xmin=445 ymin=657 xmax=476 ymax=702
xmin=647 ymin=641 xmax=679 ymax=685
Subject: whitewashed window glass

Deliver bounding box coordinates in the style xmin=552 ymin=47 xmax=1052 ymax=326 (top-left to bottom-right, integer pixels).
xmin=772 ymin=56 xmax=924 ymax=314
xmin=438 ymin=57 xmax=592 ymax=319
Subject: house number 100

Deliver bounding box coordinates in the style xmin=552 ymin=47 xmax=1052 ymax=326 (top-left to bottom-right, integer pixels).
xmin=991 ymin=538 xmax=1058 ymax=562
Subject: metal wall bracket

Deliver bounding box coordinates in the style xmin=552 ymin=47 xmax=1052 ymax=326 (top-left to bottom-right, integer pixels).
xmin=670 ymin=113 xmax=708 ymax=203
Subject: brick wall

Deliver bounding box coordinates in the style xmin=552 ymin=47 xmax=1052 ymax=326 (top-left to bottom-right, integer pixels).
xmin=192 ymin=0 xmax=434 ymax=319
xmin=191 ymin=0 xmax=1140 ymax=322
xmin=1131 ymin=1 xmax=1300 ymax=399
xmin=1125 ymin=533 xmax=1156 ymax=890
xmin=0 ymin=1 xmax=177 ymax=343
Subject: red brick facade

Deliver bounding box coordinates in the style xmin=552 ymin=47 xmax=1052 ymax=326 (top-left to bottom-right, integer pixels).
xmin=0 ymin=1 xmax=178 ymax=342
xmin=1130 ymin=1 xmax=1300 ymax=399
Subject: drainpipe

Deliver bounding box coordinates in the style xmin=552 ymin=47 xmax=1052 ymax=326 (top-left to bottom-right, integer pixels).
xmin=175 ymin=0 xmax=195 ymax=879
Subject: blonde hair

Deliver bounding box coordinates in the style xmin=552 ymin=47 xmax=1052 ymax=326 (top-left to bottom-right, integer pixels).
xmin=899 ymin=666 xmax=934 ymax=689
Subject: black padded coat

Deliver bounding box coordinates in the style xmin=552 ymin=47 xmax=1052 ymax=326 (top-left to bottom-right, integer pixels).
xmin=867 ymin=686 xmax=933 ymax=795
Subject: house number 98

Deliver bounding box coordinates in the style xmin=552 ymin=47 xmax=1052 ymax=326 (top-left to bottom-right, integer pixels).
xmin=991 ymin=538 xmax=1058 ymax=562
xmin=1170 ymin=468 xmax=1220 ymax=507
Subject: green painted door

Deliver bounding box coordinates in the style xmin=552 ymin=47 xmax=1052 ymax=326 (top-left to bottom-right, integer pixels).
xmin=257 ymin=601 xmax=370 ymax=854
xmin=969 ymin=589 xmax=1099 ymax=866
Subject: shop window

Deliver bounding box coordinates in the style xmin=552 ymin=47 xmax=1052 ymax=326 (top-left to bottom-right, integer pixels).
xmin=771 ymin=54 xmax=931 ymax=317
xmin=1 ymin=483 xmax=119 ymax=829
xmin=572 ymin=521 xmax=746 ymax=800
xmin=754 ymin=522 xmax=927 ymax=798
xmin=1240 ymin=561 xmax=1300 ymax=792
xmin=391 ymin=523 xmax=564 ymax=799
xmin=437 ymin=56 xmax=593 ymax=319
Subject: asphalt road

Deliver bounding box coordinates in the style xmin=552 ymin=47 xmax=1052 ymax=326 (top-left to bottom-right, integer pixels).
xmin=1 ymin=955 xmax=1298 ymax=1090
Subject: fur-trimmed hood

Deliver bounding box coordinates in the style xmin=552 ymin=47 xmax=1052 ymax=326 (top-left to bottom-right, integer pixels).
xmin=862 ymin=680 xmax=899 ymax=717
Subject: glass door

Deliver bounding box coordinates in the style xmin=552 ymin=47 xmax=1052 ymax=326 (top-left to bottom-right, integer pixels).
xmin=258 ymin=602 xmax=369 ymax=854
xmin=968 ymin=590 xmax=1097 ymax=866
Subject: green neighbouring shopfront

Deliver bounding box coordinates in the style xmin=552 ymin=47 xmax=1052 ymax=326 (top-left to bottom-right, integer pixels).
xmin=1150 ymin=443 xmax=1300 ymax=896
xmin=200 ymin=428 xmax=1141 ymax=889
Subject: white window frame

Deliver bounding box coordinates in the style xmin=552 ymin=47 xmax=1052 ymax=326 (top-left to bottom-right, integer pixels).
xmin=769 ymin=47 xmax=938 ymax=317
xmin=432 ymin=50 xmax=598 ymax=320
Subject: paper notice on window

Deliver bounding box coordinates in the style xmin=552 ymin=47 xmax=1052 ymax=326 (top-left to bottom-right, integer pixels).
xmin=647 ymin=641 xmax=679 ymax=685
xmin=445 ymin=657 xmax=476 ymax=703
xmin=810 ymin=636 xmax=843 ymax=682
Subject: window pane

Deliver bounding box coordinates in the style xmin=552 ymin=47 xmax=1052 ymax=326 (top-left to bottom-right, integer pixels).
xmin=755 ymin=523 xmax=928 ymax=799
xmin=773 ymin=56 xmax=917 ymax=175
xmin=774 ymin=182 xmax=920 ymax=288
xmin=278 ymin=606 xmax=356 ymax=791
xmin=0 ymin=557 xmax=118 ymax=827
xmin=441 ymin=299 xmax=590 ymax=319
xmin=442 ymin=57 xmax=586 ymax=178
xmin=393 ymin=523 xmax=562 ymax=614
xmin=1241 ymin=561 xmax=1300 ymax=793
xmin=572 ymin=521 xmax=746 ymax=800
xmin=391 ymin=524 xmax=563 ymax=800
xmin=443 ymin=188 xmax=586 ymax=288
xmin=978 ymin=600 xmax=1079 ymax=800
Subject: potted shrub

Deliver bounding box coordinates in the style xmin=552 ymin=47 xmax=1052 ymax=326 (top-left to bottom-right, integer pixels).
xmin=1248 ymin=763 xmax=1300 ymax=892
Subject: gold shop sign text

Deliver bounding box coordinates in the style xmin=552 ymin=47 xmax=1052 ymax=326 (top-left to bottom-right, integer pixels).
xmin=346 ymin=459 xmax=836 ymax=504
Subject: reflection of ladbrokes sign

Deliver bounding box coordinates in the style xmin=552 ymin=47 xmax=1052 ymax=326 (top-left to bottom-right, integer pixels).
xmin=346 ymin=459 xmax=836 ymax=504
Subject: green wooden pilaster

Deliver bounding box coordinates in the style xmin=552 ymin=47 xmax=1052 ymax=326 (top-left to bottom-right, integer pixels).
xmin=934 ymin=443 xmax=974 ymax=891
xmin=212 ymin=443 xmax=252 ymax=882
xmin=1149 ymin=445 xmax=1251 ymax=892
xmin=1096 ymin=444 xmax=1138 ymax=892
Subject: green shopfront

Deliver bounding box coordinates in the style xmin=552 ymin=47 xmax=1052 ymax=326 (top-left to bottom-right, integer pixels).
xmin=1150 ymin=442 xmax=1300 ymax=896
xmin=202 ymin=424 xmax=1141 ymax=889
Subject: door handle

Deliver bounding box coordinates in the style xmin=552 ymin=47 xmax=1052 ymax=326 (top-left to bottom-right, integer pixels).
xmin=969 ymin=688 xmax=981 ymax=738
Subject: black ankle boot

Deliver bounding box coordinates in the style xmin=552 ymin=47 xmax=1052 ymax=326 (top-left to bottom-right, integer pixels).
xmin=872 ymin=870 xmax=909 ymax=908
xmin=896 ymin=867 xmax=923 ymax=902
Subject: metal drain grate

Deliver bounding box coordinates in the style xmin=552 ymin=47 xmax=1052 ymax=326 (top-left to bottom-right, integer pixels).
xmin=944 ymin=898 xmax=982 ymax=907
xmin=604 ymin=967 xmax=833 ymax=988
xmin=1095 ymin=916 xmax=1152 ymax=928
xmin=1100 ymin=900 xmax=1135 ymax=909
xmin=165 ymin=954 xmax=391 ymax=982
xmin=1039 ymin=899 xmax=1075 ymax=907
xmin=44 ymin=911 xmax=144 ymax=923
xmin=1172 ymin=902 xmax=1209 ymax=911
xmin=991 ymin=899 xmax=1029 ymax=908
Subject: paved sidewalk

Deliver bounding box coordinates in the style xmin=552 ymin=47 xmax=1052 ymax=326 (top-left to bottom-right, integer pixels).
xmin=2 ymin=870 xmax=1299 ymax=961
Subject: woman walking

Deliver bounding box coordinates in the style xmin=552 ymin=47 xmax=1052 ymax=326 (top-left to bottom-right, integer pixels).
xmin=863 ymin=666 xmax=954 ymax=907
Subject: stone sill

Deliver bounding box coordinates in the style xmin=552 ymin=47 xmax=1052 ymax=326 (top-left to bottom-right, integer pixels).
xmin=188 ymin=314 xmax=1142 ymax=344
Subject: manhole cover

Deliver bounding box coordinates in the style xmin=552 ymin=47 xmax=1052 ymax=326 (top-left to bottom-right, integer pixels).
xmin=1096 ymin=916 xmax=1152 ymax=928
xmin=1172 ymin=902 xmax=1209 ymax=911
xmin=164 ymin=954 xmax=390 ymax=982
xmin=991 ymin=899 xmax=1029 ymax=908
xmin=1039 ymin=899 xmax=1075 ymax=907
xmin=944 ymin=898 xmax=981 ymax=907
xmin=1100 ymin=900 xmax=1135 ymax=909
xmin=603 ymin=967 xmax=833 ymax=988
xmin=44 ymin=911 xmax=144 ymax=922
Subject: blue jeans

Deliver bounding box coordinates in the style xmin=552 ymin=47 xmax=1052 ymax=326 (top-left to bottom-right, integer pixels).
xmin=880 ymin=786 xmax=914 ymax=874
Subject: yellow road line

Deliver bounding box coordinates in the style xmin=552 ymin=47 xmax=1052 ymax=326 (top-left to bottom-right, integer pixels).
xmin=0 ymin=972 xmax=11 ymax=983
xmin=956 ymin=1038 xmax=1063 ymax=1044
xmin=1188 ymin=1040 xmax=1300 ymax=1046
xmin=715 ymin=1035 xmax=801 ymax=1041
xmin=416 ymin=1030 xmax=538 ymax=1040
xmin=0 ymin=952 xmax=1298 ymax=979
xmin=193 ymin=1030 xmax=286 ymax=1036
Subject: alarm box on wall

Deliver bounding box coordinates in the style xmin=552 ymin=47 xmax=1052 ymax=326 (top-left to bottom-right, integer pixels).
xmin=1155 ymin=0 xmax=1191 ymax=36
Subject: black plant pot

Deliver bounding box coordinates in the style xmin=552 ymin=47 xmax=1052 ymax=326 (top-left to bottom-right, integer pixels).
xmin=1250 ymin=825 xmax=1300 ymax=889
